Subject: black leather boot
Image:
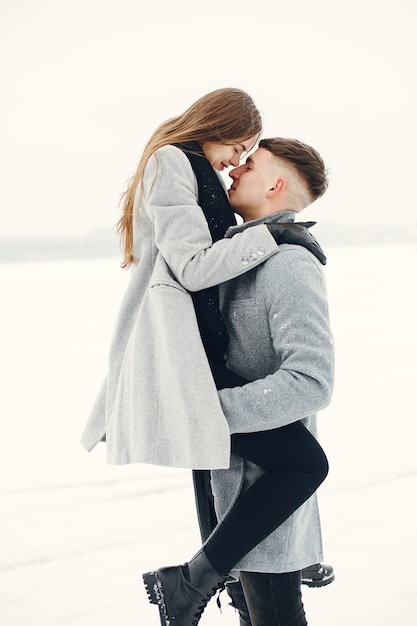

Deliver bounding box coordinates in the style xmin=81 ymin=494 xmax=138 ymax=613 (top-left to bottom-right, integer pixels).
xmin=143 ymin=549 xmax=227 ymax=626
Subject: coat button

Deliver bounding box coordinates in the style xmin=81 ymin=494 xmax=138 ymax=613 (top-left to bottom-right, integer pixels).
xmin=250 ymin=252 xmax=258 ymax=261
xmin=258 ymin=247 xmax=266 ymax=256
xmin=241 ymin=256 xmax=250 ymax=266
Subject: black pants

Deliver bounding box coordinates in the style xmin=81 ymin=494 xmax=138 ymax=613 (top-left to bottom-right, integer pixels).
xmin=227 ymin=571 xmax=307 ymax=626
xmin=204 ymin=420 xmax=328 ymax=575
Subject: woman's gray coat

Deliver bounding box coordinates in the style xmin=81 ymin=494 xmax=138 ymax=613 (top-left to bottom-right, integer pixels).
xmin=81 ymin=145 xmax=278 ymax=467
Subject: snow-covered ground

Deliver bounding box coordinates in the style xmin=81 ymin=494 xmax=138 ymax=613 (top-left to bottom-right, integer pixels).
xmin=1 ymin=244 xmax=416 ymax=625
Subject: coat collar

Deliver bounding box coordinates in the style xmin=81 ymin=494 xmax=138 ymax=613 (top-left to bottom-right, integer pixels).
xmin=224 ymin=210 xmax=296 ymax=238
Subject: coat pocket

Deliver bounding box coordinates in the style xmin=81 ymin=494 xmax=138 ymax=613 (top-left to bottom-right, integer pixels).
xmin=150 ymin=281 xmax=187 ymax=293
xmin=226 ymin=298 xmax=257 ymax=323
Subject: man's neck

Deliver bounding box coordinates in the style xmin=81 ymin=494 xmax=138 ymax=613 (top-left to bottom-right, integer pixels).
xmin=241 ymin=206 xmax=290 ymax=223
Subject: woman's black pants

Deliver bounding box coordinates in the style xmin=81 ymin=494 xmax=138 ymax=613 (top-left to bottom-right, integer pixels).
xmin=203 ymin=420 xmax=328 ymax=576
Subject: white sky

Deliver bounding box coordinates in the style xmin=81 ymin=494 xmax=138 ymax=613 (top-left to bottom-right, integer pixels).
xmin=1 ymin=0 xmax=416 ymax=238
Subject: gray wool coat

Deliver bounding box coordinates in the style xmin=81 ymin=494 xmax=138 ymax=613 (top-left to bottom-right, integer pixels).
xmin=209 ymin=211 xmax=335 ymax=573
xmin=81 ymin=145 xmax=279 ymax=468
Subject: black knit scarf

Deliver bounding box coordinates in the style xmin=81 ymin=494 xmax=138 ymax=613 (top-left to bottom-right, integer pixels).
xmin=174 ymin=142 xmax=236 ymax=363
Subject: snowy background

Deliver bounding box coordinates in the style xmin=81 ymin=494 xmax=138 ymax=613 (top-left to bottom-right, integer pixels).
xmin=1 ymin=243 xmax=416 ymax=626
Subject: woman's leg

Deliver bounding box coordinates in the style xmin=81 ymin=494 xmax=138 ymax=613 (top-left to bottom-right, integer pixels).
xmin=204 ymin=421 xmax=328 ymax=575
xmin=143 ymin=422 xmax=326 ymax=626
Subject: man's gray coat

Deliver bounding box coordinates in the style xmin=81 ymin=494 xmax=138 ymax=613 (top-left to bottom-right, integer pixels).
xmin=208 ymin=211 xmax=335 ymax=574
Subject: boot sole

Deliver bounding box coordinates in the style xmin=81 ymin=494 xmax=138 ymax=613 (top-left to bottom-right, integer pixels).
xmin=302 ymin=573 xmax=335 ymax=587
xmin=143 ymin=571 xmax=171 ymax=626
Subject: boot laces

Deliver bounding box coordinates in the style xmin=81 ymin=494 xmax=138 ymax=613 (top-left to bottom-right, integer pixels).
xmin=191 ymin=581 xmax=225 ymax=625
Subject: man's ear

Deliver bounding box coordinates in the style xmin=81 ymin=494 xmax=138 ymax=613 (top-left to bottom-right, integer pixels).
xmin=266 ymin=177 xmax=285 ymax=198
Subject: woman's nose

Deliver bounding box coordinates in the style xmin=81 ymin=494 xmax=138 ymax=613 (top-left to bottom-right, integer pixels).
xmin=230 ymin=153 xmax=240 ymax=167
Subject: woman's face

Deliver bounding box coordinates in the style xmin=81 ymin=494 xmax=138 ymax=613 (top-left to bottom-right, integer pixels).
xmin=201 ymin=136 xmax=258 ymax=171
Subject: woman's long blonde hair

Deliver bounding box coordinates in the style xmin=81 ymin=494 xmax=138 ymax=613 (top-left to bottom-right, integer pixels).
xmin=116 ymin=88 xmax=262 ymax=267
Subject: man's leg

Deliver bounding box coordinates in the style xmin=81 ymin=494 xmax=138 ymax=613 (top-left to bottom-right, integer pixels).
xmin=239 ymin=570 xmax=307 ymax=626
xmin=227 ymin=581 xmax=252 ymax=626
xmin=227 ymin=564 xmax=334 ymax=625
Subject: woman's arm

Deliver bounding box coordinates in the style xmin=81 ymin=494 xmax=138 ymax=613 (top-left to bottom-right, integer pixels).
xmin=142 ymin=145 xmax=279 ymax=291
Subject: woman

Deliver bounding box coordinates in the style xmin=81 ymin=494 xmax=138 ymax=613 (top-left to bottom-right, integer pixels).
xmin=81 ymin=88 xmax=328 ymax=626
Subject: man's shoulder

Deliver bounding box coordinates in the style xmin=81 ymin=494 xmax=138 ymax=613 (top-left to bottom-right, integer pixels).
xmin=260 ymin=243 xmax=322 ymax=274
xmin=254 ymin=243 xmax=324 ymax=296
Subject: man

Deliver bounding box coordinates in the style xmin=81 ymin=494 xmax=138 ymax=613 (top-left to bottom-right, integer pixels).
xmin=210 ymin=137 xmax=335 ymax=626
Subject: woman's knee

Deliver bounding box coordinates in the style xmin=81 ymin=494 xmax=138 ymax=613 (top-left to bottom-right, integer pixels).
xmin=307 ymin=439 xmax=329 ymax=486
xmin=317 ymin=447 xmax=329 ymax=484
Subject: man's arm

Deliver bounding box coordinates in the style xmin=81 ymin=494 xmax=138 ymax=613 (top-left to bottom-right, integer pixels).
xmin=218 ymin=247 xmax=335 ymax=434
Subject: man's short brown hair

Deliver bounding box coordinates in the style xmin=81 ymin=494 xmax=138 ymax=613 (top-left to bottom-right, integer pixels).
xmin=259 ymin=137 xmax=328 ymax=201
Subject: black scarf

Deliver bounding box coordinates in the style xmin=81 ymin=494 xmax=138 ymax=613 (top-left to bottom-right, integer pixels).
xmin=174 ymin=142 xmax=236 ymax=363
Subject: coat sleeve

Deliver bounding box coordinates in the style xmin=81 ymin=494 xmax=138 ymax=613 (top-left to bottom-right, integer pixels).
xmin=218 ymin=248 xmax=335 ymax=434
xmin=142 ymin=145 xmax=278 ymax=291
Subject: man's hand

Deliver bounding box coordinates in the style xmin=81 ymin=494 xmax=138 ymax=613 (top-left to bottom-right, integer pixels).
xmin=267 ymin=221 xmax=327 ymax=265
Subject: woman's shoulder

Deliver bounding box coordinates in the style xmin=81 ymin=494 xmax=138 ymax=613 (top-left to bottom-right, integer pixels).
xmin=154 ymin=144 xmax=191 ymax=165
xmin=142 ymin=144 xmax=198 ymax=197
xmin=146 ymin=144 xmax=194 ymax=179
xmin=155 ymin=144 xmax=183 ymax=156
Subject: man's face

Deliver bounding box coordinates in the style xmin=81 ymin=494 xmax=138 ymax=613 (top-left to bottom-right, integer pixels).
xmin=228 ymin=148 xmax=278 ymax=221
